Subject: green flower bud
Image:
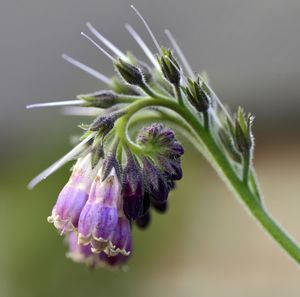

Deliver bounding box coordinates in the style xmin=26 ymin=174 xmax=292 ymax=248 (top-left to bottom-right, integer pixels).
xmin=232 ymin=107 xmax=254 ymax=155
xmin=114 ymin=58 xmax=145 ymax=86
xmin=78 ymin=91 xmax=118 ymax=108
xmin=185 ymin=77 xmax=210 ymax=113
xmin=157 ymin=48 xmax=181 ymax=86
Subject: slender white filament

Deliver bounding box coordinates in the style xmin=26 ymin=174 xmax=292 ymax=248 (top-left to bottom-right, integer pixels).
xmin=28 ymin=133 xmax=96 ymax=189
xmin=62 ymin=54 xmax=111 ymax=85
xmin=164 ymin=29 xmax=194 ymax=78
xmin=81 ymin=32 xmax=116 ymax=62
xmin=26 ymin=100 xmax=85 ymax=110
xmin=86 ymin=22 xmax=128 ymax=61
xmin=130 ymin=5 xmax=161 ymax=54
xmin=125 ymin=24 xmax=159 ymax=69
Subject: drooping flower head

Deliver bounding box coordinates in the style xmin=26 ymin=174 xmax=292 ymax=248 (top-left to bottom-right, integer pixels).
xmin=27 ymin=5 xmax=211 ymax=270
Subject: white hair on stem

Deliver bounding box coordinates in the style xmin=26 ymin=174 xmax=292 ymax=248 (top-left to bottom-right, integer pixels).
xmin=199 ymin=74 xmax=233 ymax=121
xmin=86 ymin=22 xmax=128 ymax=61
xmin=61 ymin=54 xmax=111 ymax=85
xmin=125 ymin=24 xmax=160 ymax=69
xmin=28 ymin=132 xmax=96 ymax=189
xmin=26 ymin=100 xmax=85 ymax=110
xmin=81 ymin=32 xmax=116 ymax=62
xmin=164 ymin=29 xmax=194 ymax=79
xmin=130 ymin=5 xmax=161 ymax=54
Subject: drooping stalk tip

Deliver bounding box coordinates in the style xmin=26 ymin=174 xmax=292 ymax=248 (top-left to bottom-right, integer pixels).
xmin=27 ymin=5 xmax=300 ymax=270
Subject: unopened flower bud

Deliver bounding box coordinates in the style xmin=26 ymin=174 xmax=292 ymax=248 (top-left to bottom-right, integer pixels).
xmin=136 ymin=211 xmax=151 ymax=229
xmin=142 ymin=157 xmax=169 ymax=203
xmin=151 ymin=200 xmax=168 ymax=214
xmin=115 ymin=58 xmax=145 ymax=86
xmin=233 ymin=107 xmax=254 ymax=155
xmin=122 ymin=153 xmax=144 ymax=221
xmin=185 ymin=78 xmax=210 ymax=113
xmin=137 ymin=123 xmax=184 ymax=158
xmin=158 ymin=48 xmax=181 ymax=86
xmin=89 ymin=110 xmax=124 ymax=135
xmin=78 ymin=90 xmax=118 ymax=108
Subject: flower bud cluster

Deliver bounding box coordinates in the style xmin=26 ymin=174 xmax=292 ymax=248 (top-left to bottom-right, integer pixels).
xmin=48 ymin=123 xmax=183 ymax=268
xmin=132 ymin=123 xmax=184 ymax=229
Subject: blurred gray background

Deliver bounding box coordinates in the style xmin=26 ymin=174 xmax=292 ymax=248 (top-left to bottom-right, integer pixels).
xmin=1 ymin=0 xmax=300 ymax=297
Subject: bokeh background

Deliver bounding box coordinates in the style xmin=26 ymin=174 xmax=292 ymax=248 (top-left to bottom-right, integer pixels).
xmin=1 ymin=0 xmax=300 ymax=296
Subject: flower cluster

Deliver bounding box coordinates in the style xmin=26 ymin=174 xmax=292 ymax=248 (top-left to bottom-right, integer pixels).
xmin=28 ymin=5 xmax=259 ymax=269
xmin=46 ymin=122 xmax=183 ymax=268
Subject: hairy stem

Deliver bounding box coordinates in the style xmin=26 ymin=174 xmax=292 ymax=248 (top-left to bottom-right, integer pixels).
xmin=242 ymin=152 xmax=250 ymax=184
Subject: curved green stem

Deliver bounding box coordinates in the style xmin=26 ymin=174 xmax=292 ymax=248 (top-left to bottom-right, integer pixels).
xmin=115 ymin=95 xmax=300 ymax=265
xmin=242 ymin=153 xmax=251 ymax=184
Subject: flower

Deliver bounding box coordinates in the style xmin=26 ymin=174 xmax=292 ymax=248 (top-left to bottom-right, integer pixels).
xmin=47 ymin=153 xmax=99 ymax=234
xmin=66 ymin=231 xmax=130 ymax=269
xmin=77 ymin=166 xmax=122 ymax=253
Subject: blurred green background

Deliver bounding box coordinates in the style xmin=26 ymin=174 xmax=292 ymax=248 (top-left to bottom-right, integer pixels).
xmin=1 ymin=0 xmax=300 ymax=296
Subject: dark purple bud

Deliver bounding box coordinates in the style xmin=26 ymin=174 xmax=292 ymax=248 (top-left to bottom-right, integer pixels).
xmin=141 ymin=191 xmax=151 ymax=216
xmin=167 ymin=180 xmax=176 ymax=191
xmin=157 ymin=156 xmax=183 ymax=181
xmin=136 ymin=211 xmax=151 ymax=229
xmin=122 ymin=153 xmax=144 ymax=221
xmin=142 ymin=158 xmax=169 ymax=203
xmin=151 ymin=200 xmax=168 ymax=214
xmin=89 ymin=110 xmax=124 ymax=135
xmin=101 ymin=153 xmax=121 ymax=182
xmin=169 ymin=141 xmax=184 ymax=158
xmin=48 ymin=154 xmax=98 ymax=233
